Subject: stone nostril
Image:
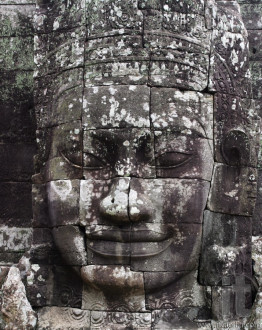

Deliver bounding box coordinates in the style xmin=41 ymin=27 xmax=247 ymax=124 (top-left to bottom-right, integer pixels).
xmin=111 ymin=198 xmax=115 ymax=203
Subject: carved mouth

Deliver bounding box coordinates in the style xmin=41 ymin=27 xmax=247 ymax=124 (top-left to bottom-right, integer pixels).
xmin=86 ymin=229 xmax=173 ymax=259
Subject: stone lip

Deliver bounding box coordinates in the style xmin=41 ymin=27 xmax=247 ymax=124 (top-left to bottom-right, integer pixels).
xmin=86 ymin=238 xmax=173 ymax=259
xmin=86 ymin=228 xmax=171 ymax=242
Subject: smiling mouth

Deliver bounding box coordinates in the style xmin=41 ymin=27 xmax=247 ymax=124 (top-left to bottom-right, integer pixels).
xmin=86 ymin=229 xmax=173 ymax=259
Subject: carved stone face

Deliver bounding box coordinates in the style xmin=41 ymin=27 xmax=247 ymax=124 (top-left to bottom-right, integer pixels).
xmin=46 ymin=86 xmax=214 ymax=294
xmin=33 ymin=0 xmax=259 ymax=321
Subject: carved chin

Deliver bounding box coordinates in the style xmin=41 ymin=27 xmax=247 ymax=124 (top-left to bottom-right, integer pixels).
xmin=81 ymin=265 xmax=144 ymax=292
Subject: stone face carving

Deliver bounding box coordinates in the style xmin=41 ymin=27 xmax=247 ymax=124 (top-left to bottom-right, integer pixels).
xmin=30 ymin=0 xmax=261 ymax=328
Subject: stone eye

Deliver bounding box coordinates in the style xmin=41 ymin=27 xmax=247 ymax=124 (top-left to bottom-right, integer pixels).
xmin=155 ymin=152 xmax=193 ymax=169
xmin=59 ymin=149 xmax=83 ymax=168
xmin=83 ymin=153 xmax=107 ymax=170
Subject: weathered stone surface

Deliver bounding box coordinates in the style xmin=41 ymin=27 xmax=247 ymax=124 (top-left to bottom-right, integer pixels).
xmin=37 ymin=307 xmax=90 ymax=330
xmin=47 ymin=180 xmax=80 ymax=226
xmin=32 ymin=184 xmax=49 ymax=228
xmin=248 ymin=30 xmax=262 ymax=61
xmin=252 ymin=236 xmax=262 ymax=286
xmin=34 ymin=0 xmax=85 ymax=34
xmin=0 ymin=37 xmax=33 ymax=71
xmin=30 ymin=228 xmax=58 ymax=264
xmin=34 ymin=27 xmax=85 ymax=77
xmin=52 ymin=226 xmax=87 ymax=265
xmin=83 ymin=129 xmax=155 ymax=179
xmin=145 ymin=270 xmax=206 ymax=310
xmin=211 ymin=276 xmax=253 ymax=321
xmin=83 ymin=85 xmax=150 ymax=129
xmin=152 ymin=308 xmax=212 ymax=329
xmin=0 ymin=144 xmax=35 ymax=181
xmin=151 ymin=88 xmax=213 ymax=138
xmin=129 ymin=178 xmax=210 ymax=224
xmin=82 ymin=265 xmax=145 ymax=312
xmin=39 ymin=121 xmax=83 ymax=181
xmin=26 ymin=265 xmax=82 ymax=308
xmin=250 ymin=61 xmax=262 ymax=99
xmin=0 ymin=70 xmax=34 ymax=103
xmin=90 ymin=311 xmax=151 ymax=329
xmin=240 ymin=4 xmax=262 ymax=29
xmin=199 ymin=211 xmax=252 ymax=286
xmin=1 ymin=266 xmax=37 ymax=329
xmin=208 ymin=164 xmax=257 ymax=216
xmin=86 ymin=0 xmax=143 ymax=38
xmin=0 ymin=4 xmax=35 ymax=36
xmin=252 ymin=171 xmax=262 ymax=236
xmin=0 ymin=182 xmax=32 ymax=220
xmin=26 ymin=264 xmax=53 ymax=307
xmin=0 ymin=226 xmax=32 ymax=254
xmin=34 ymin=69 xmax=83 ymax=128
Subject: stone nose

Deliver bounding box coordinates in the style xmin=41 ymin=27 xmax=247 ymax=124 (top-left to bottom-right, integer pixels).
xmin=99 ymin=177 xmax=130 ymax=224
xmin=99 ymin=177 xmax=153 ymax=224
xmin=129 ymin=179 xmax=153 ymax=222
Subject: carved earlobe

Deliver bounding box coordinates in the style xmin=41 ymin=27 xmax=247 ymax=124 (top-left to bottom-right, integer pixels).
xmin=222 ymin=130 xmax=250 ymax=166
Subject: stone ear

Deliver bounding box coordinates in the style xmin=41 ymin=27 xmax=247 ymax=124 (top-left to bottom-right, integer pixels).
xmin=221 ymin=130 xmax=250 ymax=166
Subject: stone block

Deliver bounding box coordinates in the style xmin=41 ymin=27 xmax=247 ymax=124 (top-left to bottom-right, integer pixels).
xmin=252 ymin=170 xmax=262 ymax=236
xmin=129 ymin=178 xmax=210 ymax=224
xmin=83 ymin=85 xmax=150 ymax=129
xmin=2 ymin=266 xmax=37 ymax=329
xmin=240 ymin=4 xmax=262 ymax=29
xmin=26 ymin=265 xmax=82 ymax=308
xmin=79 ymin=179 xmax=110 ymax=226
xmin=0 ymin=36 xmax=34 ymax=70
xmin=81 ymin=265 xmax=145 ymax=312
xmin=152 ymin=308 xmax=212 ymax=329
xmin=0 ymin=70 xmax=34 ymax=103
xmin=248 ymin=30 xmax=262 ymax=61
xmin=0 ymin=227 xmax=32 ymax=253
xmin=34 ymin=27 xmax=85 ymax=77
xmin=83 ymin=129 xmax=155 ymax=179
xmin=52 ymin=226 xmax=87 ymax=266
xmin=154 ymin=132 xmax=213 ymax=181
xmin=30 ymin=228 xmax=58 ymax=264
xmin=37 ymin=307 xmax=90 ymax=329
xmin=144 ymin=270 xmax=206 ymax=310
xmin=199 ymin=210 xmax=252 ymax=286
xmin=26 ymin=264 xmax=53 ymax=307
xmin=214 ymin=94 xmax=260 ymax=167
xmin=86 ymin=0 xmax=143 ymax=39
xmin=47 ymin=180 xmax=80 ymax=226
xmin=0 ymin=143 xmax=35 ymax=181
xmin=34 ymin=0 xmax=85 ymax=34
xmin=151 ymin=88 xmax=213 ymax=139
xmin=90 ymin=311 xmax=151 ymax=329
xmin=138 ymin=0 xmax=205 ymax=14
xmin=32 ymin=184 xmax=50 ymax=228
xmin=142 ymin=7 xmax=210 ymax=90
xmin=34 ymin=68 xmax=83 ymax=128
xmin=0 ymin=182 xmax=32 ymax=220
xmin=250 ymin=61 xmax=262 ymax=99
xmin=0 ymin=4 xmax=35 ymax=36
xmin=207 ymin=164 xmax=257 ymax=216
